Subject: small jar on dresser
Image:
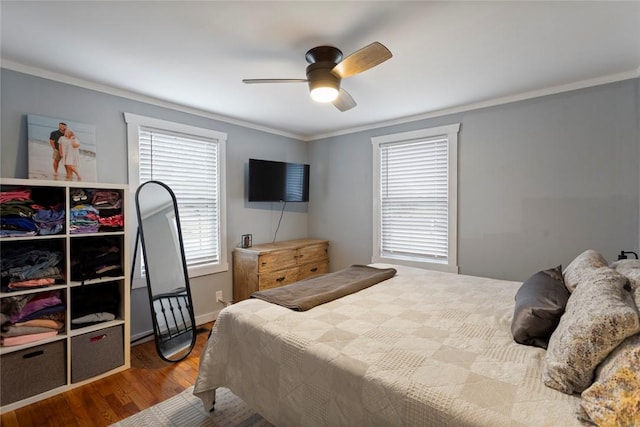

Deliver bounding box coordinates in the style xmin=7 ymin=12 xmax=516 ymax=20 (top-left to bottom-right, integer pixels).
xmin=233 ymin=238 xmax=329 ymax=302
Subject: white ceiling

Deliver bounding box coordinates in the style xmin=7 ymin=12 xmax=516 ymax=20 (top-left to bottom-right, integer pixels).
xmin=2 ymin=1 xmax=639 ymax=140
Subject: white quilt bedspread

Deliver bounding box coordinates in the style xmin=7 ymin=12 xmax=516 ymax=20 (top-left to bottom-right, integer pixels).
xmin=194 ymin=264 xmax=581 ymax=426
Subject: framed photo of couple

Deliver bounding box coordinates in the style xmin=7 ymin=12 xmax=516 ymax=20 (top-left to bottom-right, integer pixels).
xmin=27 ymin=114 xmax=97 ymax=182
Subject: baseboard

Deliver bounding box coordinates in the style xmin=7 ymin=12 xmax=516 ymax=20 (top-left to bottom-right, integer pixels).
xmin=195 ymin=309 xmax=220 ymax=326
xmin=130 ymin=331 xmax=155 ymax=345
xmin=130 ymin=309 xmax=221 ymax=345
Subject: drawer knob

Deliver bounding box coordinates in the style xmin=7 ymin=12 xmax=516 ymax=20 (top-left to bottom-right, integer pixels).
xmin=310 ymin=267 xmax=318 ymax=272
xmin=276 ymin=276 xmax=286 ymax=282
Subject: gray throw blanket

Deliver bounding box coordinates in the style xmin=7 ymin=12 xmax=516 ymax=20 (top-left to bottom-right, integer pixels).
xmin=250 ymin=264 xmax=397 ymax=311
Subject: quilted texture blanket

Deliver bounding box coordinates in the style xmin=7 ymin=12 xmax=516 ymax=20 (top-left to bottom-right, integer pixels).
xmin=250 ymin=264 xmax=397 ymax=311
xmin=194 ymin=264 xmax=581 ymax=426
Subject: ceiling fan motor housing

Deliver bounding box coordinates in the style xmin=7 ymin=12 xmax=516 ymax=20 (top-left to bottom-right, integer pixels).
xmin=306 ymin=62 xmax=341 ymax=92
xmin=305 ymin=46 xmax=343 ymax=93
xmin=305 ymin=46 xmax=343 ymax=64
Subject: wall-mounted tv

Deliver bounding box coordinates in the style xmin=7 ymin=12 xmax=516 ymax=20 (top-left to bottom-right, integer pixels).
xmin=248 ymin=158 xmax=310 ymax=202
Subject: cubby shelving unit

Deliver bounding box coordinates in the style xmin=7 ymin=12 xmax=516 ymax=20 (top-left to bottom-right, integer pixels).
xmin=0 ymin=178 xmax=130 ymax=412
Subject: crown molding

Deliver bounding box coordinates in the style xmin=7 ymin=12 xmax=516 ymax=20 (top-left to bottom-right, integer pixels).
xmin=3 ymin=59 xmax=638 ymax=143
xmin=305 ymin=68 xmax=640 ymax=141
xmin=0 ymin=59 xmax=303 ymax=140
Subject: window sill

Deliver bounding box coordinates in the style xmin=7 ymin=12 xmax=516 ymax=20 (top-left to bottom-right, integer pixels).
xmin=188 ymin=262 xmax=229 ymax=278
xmin=371 ymin=255 xmax=458 ymax=274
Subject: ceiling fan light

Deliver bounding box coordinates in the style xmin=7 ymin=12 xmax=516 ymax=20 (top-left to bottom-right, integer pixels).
xmin=310 ymin=86 xmax=339 ymax=103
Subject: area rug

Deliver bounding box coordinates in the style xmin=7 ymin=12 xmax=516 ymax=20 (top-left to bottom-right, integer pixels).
xmin=110 ymin=386 xmax=272 ymax=427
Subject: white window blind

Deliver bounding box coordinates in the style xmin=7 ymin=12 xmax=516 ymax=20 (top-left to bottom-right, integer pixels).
xmin=372 ymin=123 xmax=459 ymax=272
xmin=139 ymin=127 xmax=220 ymax=269
xmin=380 ymin=137 xmax=449 ymax=262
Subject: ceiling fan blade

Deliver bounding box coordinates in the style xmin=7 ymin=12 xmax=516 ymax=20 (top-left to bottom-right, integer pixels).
xmin=333 ymin=88 xmax=356 ymax=112
xmin=242 ymin=78 xmax=308 ymax=84
xmin=332 ymin=42 xmax=392 ymax=78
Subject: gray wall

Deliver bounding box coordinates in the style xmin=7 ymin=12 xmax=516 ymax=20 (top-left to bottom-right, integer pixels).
xmin=0 ymin=68 xmax=310 ymax=339
xmin=309 ymin=79 xmax=640 ymax=281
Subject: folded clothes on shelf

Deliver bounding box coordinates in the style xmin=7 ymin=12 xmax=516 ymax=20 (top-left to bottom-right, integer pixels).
xmin=70 ymin=238 xmax=122 ymax=281
xmin=70 ymin=189 xmax=89 ymax=204
xmin=1 ymin=247 xmax=64 ymax=291
xmin=1 ymin=291 xmax=65 ymax=346
xmin=91 ymin=190 xmax=122 ymax=210
xmin=32 ymin=204 xmax=65 ymax=235
xmin=1 ymin=188 xmax=66 ymax=236
xmin=70 ymin=281 xmax=119 ymax=329
xmin=1 ymin=330 xmax=59 ymax=347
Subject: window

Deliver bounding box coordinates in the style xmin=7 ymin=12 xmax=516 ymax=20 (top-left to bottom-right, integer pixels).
xmin=125 ymin=113 xmax=227 ymax=286
xmin=372 ymin=123 xmax=459 ymax=273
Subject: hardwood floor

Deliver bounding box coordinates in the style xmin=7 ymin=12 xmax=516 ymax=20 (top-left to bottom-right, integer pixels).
xmin=0 ymin=323 xmax=213 ymax=427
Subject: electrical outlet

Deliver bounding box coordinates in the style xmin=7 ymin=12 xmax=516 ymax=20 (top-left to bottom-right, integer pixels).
xmin=216 ymin=290 xmax=223 ymax=303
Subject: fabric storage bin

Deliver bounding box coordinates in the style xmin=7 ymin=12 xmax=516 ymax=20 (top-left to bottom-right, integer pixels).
xmin=71 ymin=325 xmax=123 ymax=383
xmin=0 ymin=340 xmax=67 ymax=406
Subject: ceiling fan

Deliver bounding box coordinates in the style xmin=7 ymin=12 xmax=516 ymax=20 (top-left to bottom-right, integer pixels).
xmin=242 ymin=42 xmax=392 ymax=112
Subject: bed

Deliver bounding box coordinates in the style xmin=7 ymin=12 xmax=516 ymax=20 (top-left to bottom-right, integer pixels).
xmin=193 ymin=256 xmax=640 ymax=427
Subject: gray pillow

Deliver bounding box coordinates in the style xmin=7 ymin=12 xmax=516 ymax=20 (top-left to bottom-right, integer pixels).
xmin=511 ymin=265 xmax=569 ymax=349
xmin=543 ymin=266 xmax=640 ymax=394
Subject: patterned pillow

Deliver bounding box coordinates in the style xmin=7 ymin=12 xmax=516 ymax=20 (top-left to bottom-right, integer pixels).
xmin=611 ymin=259 xmax=640 ymax=288
xmin=612 ymin=259 xmax=640 ymax=308
xmin=579 ymin=334 xmax=640 ymax=426
xmin=511 ymin=265 xmax=569 ymax=349
xmin=543 ymin=266 xmax=640 ymax=394
xmin=563 ymin=249 xmax=608 ymax=293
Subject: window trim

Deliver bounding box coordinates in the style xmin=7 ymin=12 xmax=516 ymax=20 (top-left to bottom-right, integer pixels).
xmin=125 ymin=112 xmax=228 ymax=288
xmin=371 ymin=123 xmax=460 ymax=273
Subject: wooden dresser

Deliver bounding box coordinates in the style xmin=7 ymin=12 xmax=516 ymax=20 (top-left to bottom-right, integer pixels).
xmin=233 ymin=238 xmax=329 ymax=302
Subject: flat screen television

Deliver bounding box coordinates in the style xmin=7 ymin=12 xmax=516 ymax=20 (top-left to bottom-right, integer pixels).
xmin=248 ymin=158 xmax=310 ymax=202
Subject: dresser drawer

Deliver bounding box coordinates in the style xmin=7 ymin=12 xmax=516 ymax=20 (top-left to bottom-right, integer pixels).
xmin=298 ymin=260 xmax=329 ymax=281
xmin=259 ymin=266 xmax=299 ymax=290
xmin=297 ymin=243 xmax=328 ymax=264
xmin=258 ymin=250 xmax=298 ymax=273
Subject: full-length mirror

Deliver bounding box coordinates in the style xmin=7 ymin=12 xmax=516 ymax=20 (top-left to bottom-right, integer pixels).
xmin=135 ymin=181 xmax=196 ymax=362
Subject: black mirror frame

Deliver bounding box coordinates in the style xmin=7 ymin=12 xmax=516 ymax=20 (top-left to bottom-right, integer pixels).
xmin=134 ymin=180 xmax=197 ymax=362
